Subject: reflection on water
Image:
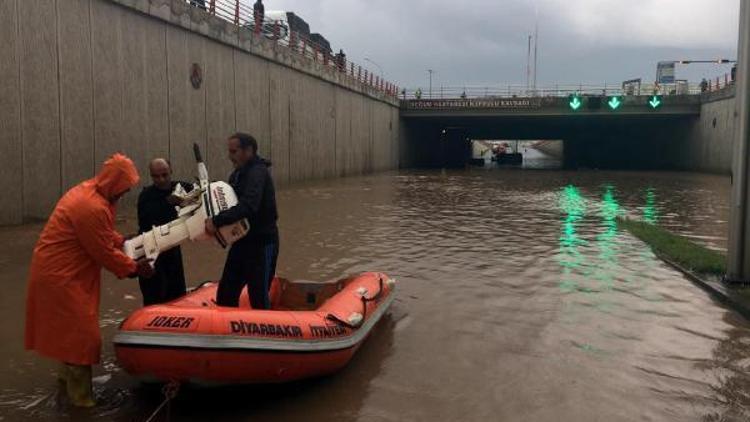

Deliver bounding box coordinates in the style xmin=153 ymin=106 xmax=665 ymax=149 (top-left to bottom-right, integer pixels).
xmin=0 ymin=168 xmax=745 ymax=422
xmin=644 ymin=187 xmax=658 ymax=224
xmin=558 ymin=185 xmax=587 ymax=293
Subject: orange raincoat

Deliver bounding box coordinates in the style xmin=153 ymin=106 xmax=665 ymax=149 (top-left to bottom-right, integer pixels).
xmin=25 ymin=154 xmax=140 ymax=365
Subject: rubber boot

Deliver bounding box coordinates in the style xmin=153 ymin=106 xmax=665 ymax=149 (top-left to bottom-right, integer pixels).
xmin=65 ymin=364 xmax=96 ymax=408
xmin=56 ymin=362 xmax=69 ymax=385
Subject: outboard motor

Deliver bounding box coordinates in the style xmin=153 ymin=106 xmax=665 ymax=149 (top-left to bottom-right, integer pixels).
xmin=124 ymin=144 xmax=249 ymax=263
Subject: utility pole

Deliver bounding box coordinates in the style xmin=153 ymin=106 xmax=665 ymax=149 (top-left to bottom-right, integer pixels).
xmin=428 ymin=69 xmax=434 ymax=99
xmin=526 ymin=35 xmax=532 ymax=94
xmin=728 ymin=0 xmax=750 ymax=283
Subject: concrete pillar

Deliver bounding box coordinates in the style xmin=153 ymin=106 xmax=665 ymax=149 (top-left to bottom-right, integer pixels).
xmin=728 ymin=0 xmax=750 ymax=282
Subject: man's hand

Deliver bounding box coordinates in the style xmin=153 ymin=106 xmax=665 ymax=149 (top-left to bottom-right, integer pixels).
xmin=135 ymin=258 xmax=155 ymax=278
xmin=166 ymin=194 xmax=184 ymax=206
xmin=205 ymin=218 xmax=217 ymax=236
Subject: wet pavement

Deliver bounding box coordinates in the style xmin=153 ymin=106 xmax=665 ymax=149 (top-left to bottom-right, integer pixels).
xmin=1 ymin=166 xmax=748 ymax=421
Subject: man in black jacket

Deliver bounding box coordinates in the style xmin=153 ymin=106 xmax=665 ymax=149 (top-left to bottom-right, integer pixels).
xmin=206 ymin=133 xmax=279 ymax=308
xmin=137 ymin=158 xmax=192 ymax=306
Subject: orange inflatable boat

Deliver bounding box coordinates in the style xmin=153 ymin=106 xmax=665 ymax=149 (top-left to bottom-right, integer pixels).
xmin=114 ymin=272 xmax=396 ymax=384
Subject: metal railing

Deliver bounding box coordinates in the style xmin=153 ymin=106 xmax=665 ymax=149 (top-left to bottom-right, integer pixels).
xmin=400 ymin=84 xmax=697 ymax=100
xmin=702 ymin=72 xmax=736 ymax=93
xmin=401 ymin=76 xmax=736 ymax=100
xmin=185 ymin=0 xmax=399 ymax=98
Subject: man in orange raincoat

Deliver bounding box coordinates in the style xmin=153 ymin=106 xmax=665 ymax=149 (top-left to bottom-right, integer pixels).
xmin=25 ymin=153 xmax=154 ymax=407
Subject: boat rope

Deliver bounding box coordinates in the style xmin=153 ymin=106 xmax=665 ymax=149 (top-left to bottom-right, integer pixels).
xmin=360 ymin=276 xmax=386 ymax=319
xmin=144 ymin=381 xmax=180 ymax=422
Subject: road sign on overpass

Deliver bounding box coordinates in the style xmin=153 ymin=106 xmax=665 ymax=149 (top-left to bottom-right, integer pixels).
xmin=400 ymin=95 xmax=701 ymax=118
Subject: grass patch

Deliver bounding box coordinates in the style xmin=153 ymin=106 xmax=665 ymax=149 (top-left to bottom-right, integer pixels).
xmin=618 ymin=217 xmax=726 ymax=276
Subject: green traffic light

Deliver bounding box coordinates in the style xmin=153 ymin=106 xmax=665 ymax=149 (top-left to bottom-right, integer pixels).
xmin=648 ymin=95 xmax=662 ymax=109
xmin=607 ymin=96 xmax=622 ymax=110
xmin=569 ymin=95 xmax=582 ymax=111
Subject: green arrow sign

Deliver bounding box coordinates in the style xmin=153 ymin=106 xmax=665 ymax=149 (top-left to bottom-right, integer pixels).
xmin=569 ymin=96 xmax=582 ymax=111
xmin=648 ymin=95 xmax=662 ymax=109
xmin=607 ymin=96 xmax=622 ymax=110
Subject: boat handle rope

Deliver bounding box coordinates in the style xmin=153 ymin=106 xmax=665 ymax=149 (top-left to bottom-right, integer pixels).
xmin=145 ymin=380 xmax=180 ymax=422
xmin=326 ymin=276 xmax=386 ymax=330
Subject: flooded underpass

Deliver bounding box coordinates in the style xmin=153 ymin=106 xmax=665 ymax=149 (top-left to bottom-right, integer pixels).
xmin=1 ymin=168 xmax=748 ymax=421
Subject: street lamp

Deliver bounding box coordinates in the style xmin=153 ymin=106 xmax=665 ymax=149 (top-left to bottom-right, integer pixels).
xmin=363 ymin=57 xmax=384 ymax=79
xmin=677 ymin=59 xmax=736 ymax=64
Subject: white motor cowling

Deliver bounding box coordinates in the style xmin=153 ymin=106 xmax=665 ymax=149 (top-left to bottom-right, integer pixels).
xmin=123 ymin=181 xmax=250 ymax=262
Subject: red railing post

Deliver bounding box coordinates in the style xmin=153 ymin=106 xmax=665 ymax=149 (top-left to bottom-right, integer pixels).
xmin=716 ymin=76 xmax=720 ymax=90
xmin=234 ymin=0 xmax=240 ymax=26
xmin=364 ymin=69 xmax=368 ymax=85
xmin=323 ymin=51 xmax=329 ymax=66
xmin=350 ymin=62 xmax=355 ymax=77
xmin=314 ymin=46 xmax=319 ymax=62
xmin=725 ymin=73 xmax=729 ymax=87
xmin=209 ymin=0 xmax=215 ymax=15
xmin=273 ymin=21 xmax=280 ymax=42
xmin=301 ymin=38 xmax=307 ymax=56
xmin=369 ymin=73 xmax=373 ymax=86
xmin=289 ymin=31 xmax=297 ymax=51
xmin=357 ymin=66 xmax=362 ymax=82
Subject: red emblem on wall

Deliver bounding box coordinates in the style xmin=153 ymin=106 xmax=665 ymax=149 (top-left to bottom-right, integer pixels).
xmin=190 ymin=63 xmax=203 ymax=89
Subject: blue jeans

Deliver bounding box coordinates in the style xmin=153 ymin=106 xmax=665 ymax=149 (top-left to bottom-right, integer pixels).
xmin=216 ymin=236 xmax=279 ymax=309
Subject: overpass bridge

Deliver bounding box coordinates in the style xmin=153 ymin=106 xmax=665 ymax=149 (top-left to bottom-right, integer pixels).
xmin=399 ymin=88 xmax=731 ymax=170
xmin=400 ymin=95 xmax=702 ymax=118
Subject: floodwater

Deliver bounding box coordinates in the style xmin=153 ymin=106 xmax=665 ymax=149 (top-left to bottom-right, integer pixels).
xmin=1 ymin=164 xmax=747 ymax=421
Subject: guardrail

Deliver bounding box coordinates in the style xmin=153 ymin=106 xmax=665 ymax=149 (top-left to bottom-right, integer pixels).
xmin=400 ymin=84 xmax=696 ymax=100
xmin=401 ymin=77 xmax=735 ymax=100
xmin=703 ymin=72 xmax=735 ymax=93
xmin=185 ymin=0 xmax=399 ymax=98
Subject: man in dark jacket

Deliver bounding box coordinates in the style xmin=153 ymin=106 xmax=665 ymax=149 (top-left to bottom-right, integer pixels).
xmin=137 ymin=158 xmax=192 ymax=306
xmin=206 ymin=133 xmax=279 ymax=309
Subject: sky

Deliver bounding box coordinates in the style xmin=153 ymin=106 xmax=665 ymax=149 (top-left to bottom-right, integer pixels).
xmin=250 ymin=0 xmax=740 ymax=90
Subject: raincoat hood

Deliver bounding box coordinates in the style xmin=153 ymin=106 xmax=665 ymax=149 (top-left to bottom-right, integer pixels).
xmin=95 ymin=153 xmax=140 ymax=200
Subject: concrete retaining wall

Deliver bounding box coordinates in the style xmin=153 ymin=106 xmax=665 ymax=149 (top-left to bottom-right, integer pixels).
xmin=0 ymin=0 xmax=399 ymax=224
xmin=681 ymin=89 xmax=736 ymax=174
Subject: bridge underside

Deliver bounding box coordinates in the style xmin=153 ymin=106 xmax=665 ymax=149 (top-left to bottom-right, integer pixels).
xmin=400 ymin=115 xmax=698 ymax=169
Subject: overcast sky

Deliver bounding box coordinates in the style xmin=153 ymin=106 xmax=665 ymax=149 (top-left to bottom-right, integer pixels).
xmin=251 ymin=0 xmax=740 ymax=89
